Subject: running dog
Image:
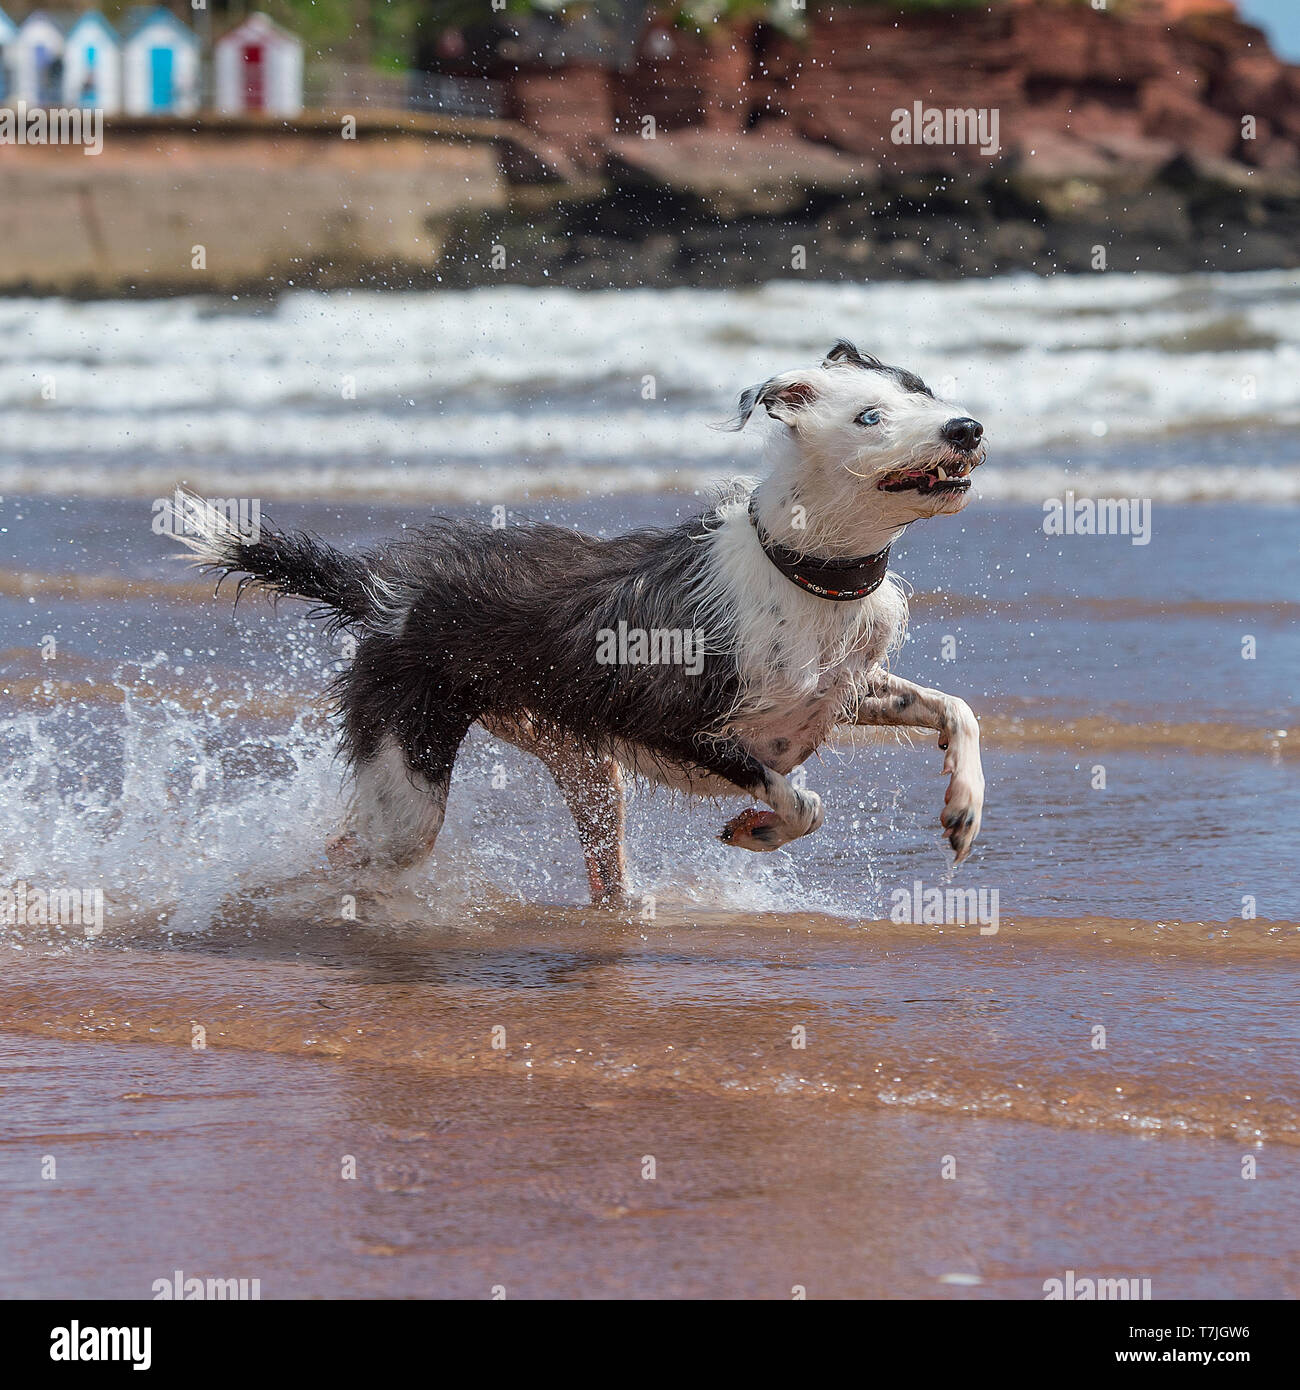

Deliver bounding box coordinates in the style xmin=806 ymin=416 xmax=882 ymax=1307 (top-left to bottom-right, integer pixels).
xmin=168 ymin=341 xmax=986 ymax=906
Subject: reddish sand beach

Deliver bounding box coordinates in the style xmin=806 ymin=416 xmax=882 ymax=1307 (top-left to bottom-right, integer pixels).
xmin=2 ymin=904 xmax=1298 ymax=1299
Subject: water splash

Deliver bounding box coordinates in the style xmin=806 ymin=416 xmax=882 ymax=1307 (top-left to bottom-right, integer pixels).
xmin=0 ymin=674 xmax=876 ymax=943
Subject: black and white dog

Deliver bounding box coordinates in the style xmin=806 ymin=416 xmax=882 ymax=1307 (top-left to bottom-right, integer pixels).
xmin=170 ymin=341 xmax=986 ymax=907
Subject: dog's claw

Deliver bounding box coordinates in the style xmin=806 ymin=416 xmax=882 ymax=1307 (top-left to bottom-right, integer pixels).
xmin=940 ymin=774 xmax=983 ymax=863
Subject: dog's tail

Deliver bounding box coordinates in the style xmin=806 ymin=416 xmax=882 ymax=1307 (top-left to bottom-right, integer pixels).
xmin=167 ymin=490 xmax=398 ymax=634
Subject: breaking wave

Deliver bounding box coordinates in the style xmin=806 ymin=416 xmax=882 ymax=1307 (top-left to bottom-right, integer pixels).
xmin=2 ymin=268 xmax=1299 ymax=502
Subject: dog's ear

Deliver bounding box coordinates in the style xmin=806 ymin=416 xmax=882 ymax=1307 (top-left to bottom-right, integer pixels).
xmin=824 ymin=340 xmax=884 ymax=370
xmin=728 ymin=375 xmax=819 ymax=430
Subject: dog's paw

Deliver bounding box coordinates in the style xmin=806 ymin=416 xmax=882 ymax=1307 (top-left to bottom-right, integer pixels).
xmin=719 ymin=807 xmax=786 ymax=851
xmin=719 ymin=790 xmax=823 ymax=852
xmin=940 ymin=770 xmax=983 ymax=863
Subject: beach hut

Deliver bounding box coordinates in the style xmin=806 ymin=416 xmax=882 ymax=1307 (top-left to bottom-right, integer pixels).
xmin=0 ymin=7 xmax=17 ymax=105
xmin=214 ymin=13 xmax=302 ymax=117
xmin=121 ymin=6 xmax=199 ymax=115
xmin=63 ymin=11 xmax=122 ymax=113
xmin=12 ymin=11 xmax=68 ymax=106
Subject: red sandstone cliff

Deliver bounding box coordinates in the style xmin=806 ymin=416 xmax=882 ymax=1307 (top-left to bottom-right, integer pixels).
xmin=477 ymin=3 xmax=1300 ymax=180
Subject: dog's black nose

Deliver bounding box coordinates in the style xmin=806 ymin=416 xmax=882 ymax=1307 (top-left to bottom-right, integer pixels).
xmin=942 ymin=417 xmax=983 ymax=451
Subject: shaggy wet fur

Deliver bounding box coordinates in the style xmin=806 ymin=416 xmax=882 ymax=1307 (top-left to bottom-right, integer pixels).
xmin=330 ymin=512 xmax=752 ymax=790
xmin=165 ymin=339 xmax=990 ymax=899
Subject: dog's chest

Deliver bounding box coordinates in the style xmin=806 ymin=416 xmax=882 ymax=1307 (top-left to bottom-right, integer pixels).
xmin=618 ymin=659 xmax=859 ymax=796
xmin=639 ymin=619 xmax=888 ymax=793
xmin=618 ymin=526 xmax=904 ymax=795
xmin=732 ymin=668 xmax=855 ymax=773
xmin=727 ymin=591 xmax=896 ymax=770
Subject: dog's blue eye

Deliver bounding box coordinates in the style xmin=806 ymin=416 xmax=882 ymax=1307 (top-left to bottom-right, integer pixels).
xmin=856 ymin=408 xmax=882 ymax=426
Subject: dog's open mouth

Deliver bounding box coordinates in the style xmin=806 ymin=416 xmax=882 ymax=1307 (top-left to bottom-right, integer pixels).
xmin=877 ymin=457 xmax=978 ymax=494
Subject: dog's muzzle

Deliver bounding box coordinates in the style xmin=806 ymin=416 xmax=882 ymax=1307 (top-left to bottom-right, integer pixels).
xmin=877 ymin=450 xmax=984 ymax=495
xmin=879 ymin=418 xmax=985 ymax=495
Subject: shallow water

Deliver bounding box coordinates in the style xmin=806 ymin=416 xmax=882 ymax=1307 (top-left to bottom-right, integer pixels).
xmin=4 ymin=491 xmax=1295 ymax=923
xmin=2 ymin=274 xmax=1298 ymax=1296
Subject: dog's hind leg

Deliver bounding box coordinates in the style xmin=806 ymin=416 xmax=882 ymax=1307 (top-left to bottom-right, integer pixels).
xmin=648 ymin=731 xmax=823 ymax=853
xmin=329 ymin=725 xmax=468 ymax=873
xmin=544 ymin=747 xmax=628 ymax=908
xmin=480 ymin=715 xmax=629 ymax=908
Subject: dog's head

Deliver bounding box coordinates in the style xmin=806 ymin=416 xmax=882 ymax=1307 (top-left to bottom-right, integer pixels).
xmin=732 ymin=340 xmax=985 ymax=530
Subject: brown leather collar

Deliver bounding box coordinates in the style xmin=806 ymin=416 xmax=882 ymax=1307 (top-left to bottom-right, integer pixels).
xmin=748 ymin=498 xmax=892 ymax=602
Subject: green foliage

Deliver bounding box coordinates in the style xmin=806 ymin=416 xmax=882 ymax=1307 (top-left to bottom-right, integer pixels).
xmin=842 ymin=0 xmax=1009 ymax=10
xmin=277 ymin=0 xmax=361 ymax=48
xmin=263 ymin=0 xmax=1031 ymax=64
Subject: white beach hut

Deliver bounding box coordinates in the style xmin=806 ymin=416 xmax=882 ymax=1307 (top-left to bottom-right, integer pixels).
xmin=214 ymin=13 xmax=302 ymax=117
xmin=12 ymin=11 xmax=68 ymax=106
xmin=0 ymin=6 xmax=18 ymax=106
xmin=63 ymin=11 xmax=122 ymax=113
xmin=121 ymin=6 xmax=199 ymax=115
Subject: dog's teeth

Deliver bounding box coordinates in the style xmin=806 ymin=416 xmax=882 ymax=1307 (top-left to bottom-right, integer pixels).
xmin=936 ymin=466 xmax=948 ymax=480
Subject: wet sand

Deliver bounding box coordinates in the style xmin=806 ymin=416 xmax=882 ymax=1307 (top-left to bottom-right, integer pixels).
xmin=3 ymin=906 xmax=1298 ymax=1299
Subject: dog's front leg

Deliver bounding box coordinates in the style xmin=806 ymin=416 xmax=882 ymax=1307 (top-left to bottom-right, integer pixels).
xmin=663 ymin=736 xmax=824 ymax=852
xmin=848 ymin=670 xmax=984 ymax=862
